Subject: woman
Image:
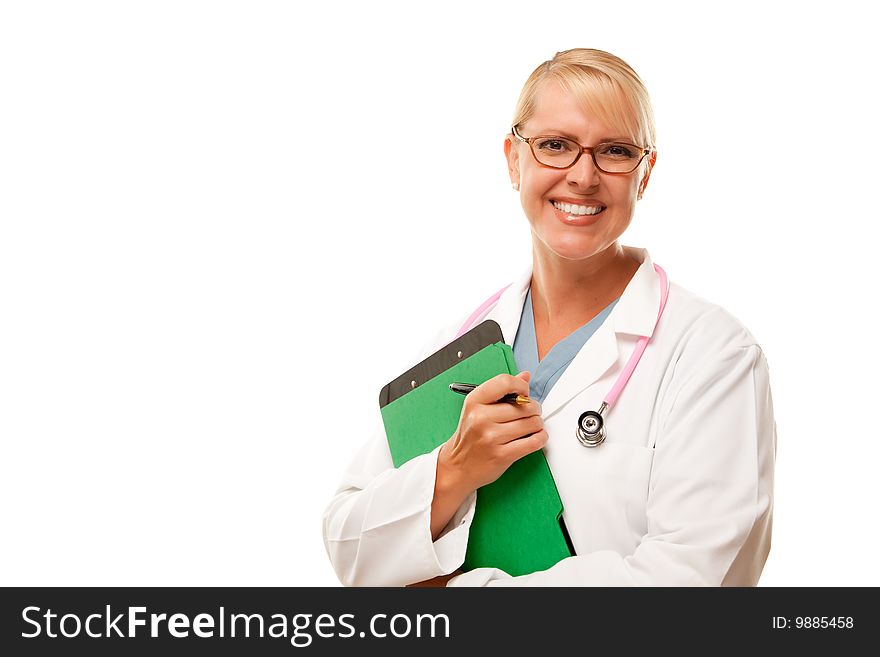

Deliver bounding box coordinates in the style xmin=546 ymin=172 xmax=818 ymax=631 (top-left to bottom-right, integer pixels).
xmin=322 ymin=49 xmax=776 ymax=586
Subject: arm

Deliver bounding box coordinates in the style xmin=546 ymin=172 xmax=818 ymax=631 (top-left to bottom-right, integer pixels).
xmin=323 ymin=369 xmax=544 ymax=586
xmin=448 ymin=343 xmax=776 ymax=586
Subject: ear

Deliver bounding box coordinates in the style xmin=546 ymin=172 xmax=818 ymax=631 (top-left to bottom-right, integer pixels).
xmin=637 ymin=150 xmax=657 ymax=200
xmin=504 ymin=133 xmax=520 ymax=187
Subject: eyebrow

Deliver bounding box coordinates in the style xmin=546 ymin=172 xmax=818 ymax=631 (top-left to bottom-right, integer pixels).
xmin=534 ymin=128 xmax=633 ymax=144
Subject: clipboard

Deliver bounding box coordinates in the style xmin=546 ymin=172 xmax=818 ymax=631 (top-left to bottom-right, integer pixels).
xmin=379 ymin=320 xmax=575 ymax=577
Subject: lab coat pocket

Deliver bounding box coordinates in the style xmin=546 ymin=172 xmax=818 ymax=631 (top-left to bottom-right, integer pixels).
xmin=555 ymin=441 xmax=655 ymax=554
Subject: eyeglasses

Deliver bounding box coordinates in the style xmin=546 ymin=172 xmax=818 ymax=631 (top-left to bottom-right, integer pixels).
xmin=511 ymin=125 xmax=652 ymax=174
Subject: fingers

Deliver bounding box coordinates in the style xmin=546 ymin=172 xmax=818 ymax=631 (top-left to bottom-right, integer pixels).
xmin=484 ymin=397 xmax=542 ymax=424
xmin=499 ymin=413 xmax=544 ymax=442
xmin=467 ymin=372 xmax=531 ymax=406
xmin=504 ymin=398 xmax=543 ymax=421
xmin=503 ymin=429 xmax=549 ymax=462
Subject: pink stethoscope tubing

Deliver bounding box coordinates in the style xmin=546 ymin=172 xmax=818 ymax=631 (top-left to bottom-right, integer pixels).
xmin=453 ymin=264 xmax=669 ymax=447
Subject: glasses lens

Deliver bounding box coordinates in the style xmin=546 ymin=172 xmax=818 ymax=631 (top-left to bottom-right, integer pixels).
xmin=531 ymin=136 xmax=580 ymax=168
xmin=594 ymin=143 xmax=644 ymax=173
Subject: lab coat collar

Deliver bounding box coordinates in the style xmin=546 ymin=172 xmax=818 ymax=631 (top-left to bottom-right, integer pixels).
xmin=484 ymin=246 xmax=661 ymax=420
xmin=610 ymin=246 xmax=662 ymax=338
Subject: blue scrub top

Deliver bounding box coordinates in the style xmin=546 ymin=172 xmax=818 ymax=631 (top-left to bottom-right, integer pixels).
xmin=513 ymin=286 xmax=620 ymax=403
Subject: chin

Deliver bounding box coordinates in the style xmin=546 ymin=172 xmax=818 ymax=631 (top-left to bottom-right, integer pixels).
xmin=540 ymin=236 xmax=608 ymax=261
xmin=551 ymin=248 xmax=605 ymax=262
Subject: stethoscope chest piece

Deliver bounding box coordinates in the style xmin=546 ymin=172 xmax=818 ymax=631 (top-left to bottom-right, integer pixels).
xmin=576 ymin=402 xmax=608 ymax=448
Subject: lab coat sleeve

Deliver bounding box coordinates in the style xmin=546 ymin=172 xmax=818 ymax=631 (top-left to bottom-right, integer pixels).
xmin=322 ymin=423 xmax=477 ymax=586
xmin=448 ymin=340 xmax=776 ymax=587
xmin=321 ymin=324 xmax=478 ymax=587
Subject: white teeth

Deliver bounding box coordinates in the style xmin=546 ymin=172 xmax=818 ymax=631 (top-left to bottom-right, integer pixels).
xmin=552 ymin=200 xmax=604 ymax=215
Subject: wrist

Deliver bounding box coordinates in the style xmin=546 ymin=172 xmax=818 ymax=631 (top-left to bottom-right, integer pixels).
xmin=436 ymin=441 xmax=472 ymax=504
xmin=430 ymin=442 xmax=473 ymax=540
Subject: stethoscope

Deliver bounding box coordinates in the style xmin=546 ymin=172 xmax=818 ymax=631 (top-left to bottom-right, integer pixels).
xmin=451 ymin=263 xmax=669 ymax=448
xmin=576 ymin=263 xmax=669 ymax=447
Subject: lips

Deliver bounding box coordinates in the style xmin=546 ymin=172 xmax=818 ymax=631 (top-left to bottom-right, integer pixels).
xmin=549 ymin=199 xmax=606 ymax=226
xmin=550 ymin=199 xmax=606 ymax=216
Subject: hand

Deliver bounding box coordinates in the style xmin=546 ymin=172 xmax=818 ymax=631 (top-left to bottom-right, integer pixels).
xmin=406 ymin=570 xmax=463 ymax=587
xmin=440 ymin=371 xmax=546 ymax=494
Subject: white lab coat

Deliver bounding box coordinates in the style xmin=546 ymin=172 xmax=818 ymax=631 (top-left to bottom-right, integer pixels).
xmin=322 ymin=246 xmax=776 ymax=586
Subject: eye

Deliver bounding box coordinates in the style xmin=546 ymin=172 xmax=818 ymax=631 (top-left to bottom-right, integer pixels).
xmin=597 ymin=143 xmax=638 ymax=159
xmin=535 ymin=138 xmax=573 ymax=153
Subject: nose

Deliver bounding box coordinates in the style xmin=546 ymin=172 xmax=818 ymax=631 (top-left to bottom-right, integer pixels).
xmin=566 ymin=151 xmax=601 ymax=189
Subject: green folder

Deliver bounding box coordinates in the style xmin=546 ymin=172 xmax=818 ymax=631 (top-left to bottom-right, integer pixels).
xmin=379 ymin=320 xmax=574 ymax=577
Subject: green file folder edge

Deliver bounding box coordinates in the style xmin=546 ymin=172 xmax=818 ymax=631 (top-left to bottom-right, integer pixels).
xmin=379 ymin=320 xmax=574 ymax=577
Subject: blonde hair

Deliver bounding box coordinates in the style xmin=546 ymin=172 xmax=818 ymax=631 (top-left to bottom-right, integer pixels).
xmin=512 ymin=48 xmax=656 ymax=154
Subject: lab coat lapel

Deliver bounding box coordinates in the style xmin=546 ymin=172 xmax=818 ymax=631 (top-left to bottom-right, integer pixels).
xmin=540 ymin=317 xmax=619 ymax=420
xmin=538 ymin=247 xmax=661 ymax=421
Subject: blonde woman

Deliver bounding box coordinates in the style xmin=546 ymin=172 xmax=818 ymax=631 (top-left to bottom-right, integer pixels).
xmin=323 ymin=49 xmax=776 ymax=587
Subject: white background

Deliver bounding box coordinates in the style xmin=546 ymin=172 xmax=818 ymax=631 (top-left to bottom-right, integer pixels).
xmin=1 ymin=0 xmax=877 ymax=586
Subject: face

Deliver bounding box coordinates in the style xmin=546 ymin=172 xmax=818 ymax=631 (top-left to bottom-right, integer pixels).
xmin=505 ymin=81 xmax=655 ymax=264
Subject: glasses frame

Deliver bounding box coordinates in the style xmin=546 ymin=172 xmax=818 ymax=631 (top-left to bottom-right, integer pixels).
xmin=511 ymin=125 xmax=652 ymax=174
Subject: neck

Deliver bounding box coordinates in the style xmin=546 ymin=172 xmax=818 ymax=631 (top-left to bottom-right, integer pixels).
xmin=529 ymin=242 xmax=640 ymax=329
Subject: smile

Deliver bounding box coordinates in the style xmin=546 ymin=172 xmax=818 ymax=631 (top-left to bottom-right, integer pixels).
xmin=551 ymin=200 xmax=606 ymax=216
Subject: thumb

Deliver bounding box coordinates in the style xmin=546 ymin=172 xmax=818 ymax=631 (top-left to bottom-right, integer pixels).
xmin=517 ymin=370 xmax=531 ymax=383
